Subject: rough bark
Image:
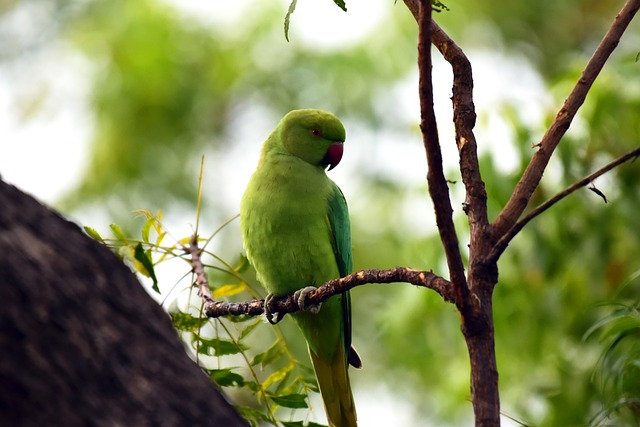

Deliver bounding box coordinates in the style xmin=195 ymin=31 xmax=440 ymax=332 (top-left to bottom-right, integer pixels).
xmin=0 ymin=180 xmax=247 ymax=427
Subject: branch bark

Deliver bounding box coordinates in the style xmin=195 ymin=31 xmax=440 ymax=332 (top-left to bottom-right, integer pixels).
xmin=492 ymin=0 xmax=640 ymax=239
xmin=416 ymin=0 xmax=469 ymax=308
xmin=488 ymin=146 xmax=640 ymax=262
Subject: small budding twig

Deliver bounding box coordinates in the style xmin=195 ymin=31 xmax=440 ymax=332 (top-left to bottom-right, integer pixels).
xmin=186 ymin=233 xmax=454 ymax=319
xmin=188 ymin=234 xmax=214 ymax=302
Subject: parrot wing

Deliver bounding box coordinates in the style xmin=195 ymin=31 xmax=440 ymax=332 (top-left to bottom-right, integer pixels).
xmin=327 ymin=184 xmax=362 ymax=369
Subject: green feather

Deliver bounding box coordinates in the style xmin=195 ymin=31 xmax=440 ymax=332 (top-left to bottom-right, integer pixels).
xmin=240 ymin=109 xmax=358 ymax=426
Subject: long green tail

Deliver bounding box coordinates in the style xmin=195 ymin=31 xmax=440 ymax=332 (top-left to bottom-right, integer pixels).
xmin=308 ymin=344 xmax=357 ymax=427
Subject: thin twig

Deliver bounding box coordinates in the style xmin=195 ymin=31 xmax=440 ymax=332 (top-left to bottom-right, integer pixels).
xmin=492 ymin=0 xmax=640 ymax=238
xmin=488 ymin=146 xmax=640 ymax=262
xmin=203 ymin=267 xmax=454 ymax=318
xmin=416 ymin=0 xmax=468 ymax=308
xmin=188 ymin=234 xmax=214 ymax=301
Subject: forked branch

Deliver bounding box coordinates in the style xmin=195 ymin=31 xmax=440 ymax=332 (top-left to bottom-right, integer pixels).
xmin=488 ymin=146 xmax=640 ymax=262
xmin=492 ymin=0 xmax=640 ymax=239
xmin=416 ymin=0 xmax=469 ymax=309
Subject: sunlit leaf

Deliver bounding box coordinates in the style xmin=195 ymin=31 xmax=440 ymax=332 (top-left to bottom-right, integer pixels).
xmin=83 ymin=226 xmax=104 ymax=242
xmin=262 ymin=363 xmax=293 ymax=390
xmin=141 ymin=215 xmax=154 ymax=243
xmin=213 ymin=282 xmax=247 ymax=299
xmin=109 ymin=223 xmax=127 ymax=242
xmin=155 ymin=231 xmax=167 ymax=247
xmin=170 ymin=311 xmax=208 ymax=331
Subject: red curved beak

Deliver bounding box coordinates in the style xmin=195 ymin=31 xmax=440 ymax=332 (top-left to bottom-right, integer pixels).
xmin=322 ymin=142 xmax=344 ymax=171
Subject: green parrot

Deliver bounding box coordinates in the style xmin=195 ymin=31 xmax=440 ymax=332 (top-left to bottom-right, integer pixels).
xmin=240 ymin=109 xmax=361 ymax=427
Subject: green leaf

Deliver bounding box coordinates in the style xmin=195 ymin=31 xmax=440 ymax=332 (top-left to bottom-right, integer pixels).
xmin=269 ymin=393 xmax=308 ymax=409
xmin=213 ymin=282 xmax=247 ymax=298
xmin=432 ymin=0 xmax=450 ymax=12
xmin=584 ymin=306 xmax=635 ymax=341
xmin=244 ymin=380 xmax=260 ymax=393
xmin=333 ymin=0 xmax=347 ymax=12
xmin=207 ymin=368 xmax=245 ymax=387
xmin=198 ymin=337 xmax=247 ymax=356
xmin=109 ymin=223 xmax=127 ymax=242
xmin=284 ymin=0 xmax=298 ymax=42
xmin=239 ymin=318 xmax=263 ymax=340
xmin=83 ymin=226 xmax=104 ymax=242
xmin=170 ymin=311 xmax=208 ymax=331
xmin=282 ymin=422 xmax=328 ymax=427
xmin=301 ymin=369 xmax=320 ymax=393
xmin=281 ymin=422 xmax=305 ymax=427
xmin=134 ymin=243 xmax=159 ymax=292
xmin=141 ymin=215 xmax=154 ymax=243
xmin=155 ymin=231 xmax=166 ymax=247
xmin=226 ymin=314 xmax=255 ymax=323
xmin=235 ymin=253 xmax=250 ymax=273
xmin=262 ymin=363 xmax=294 ymax=390
xmin=251 ymin=340 xmax=284 ymax=368
xmin=236 ymin=406 xmax=271 ymax=427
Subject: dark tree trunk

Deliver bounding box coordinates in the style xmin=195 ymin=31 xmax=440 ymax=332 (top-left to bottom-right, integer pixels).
xmin=0 ymin=180 xmax=247 ymax=427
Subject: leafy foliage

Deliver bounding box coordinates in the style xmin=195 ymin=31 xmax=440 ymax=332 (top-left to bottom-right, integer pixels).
xmin=89 ymin=205 xmax=325 ymax=426
xmin=8 ymin=0 xmax=640 ymax=425
xmin=585 ymin=300 xmax=640 ymax=426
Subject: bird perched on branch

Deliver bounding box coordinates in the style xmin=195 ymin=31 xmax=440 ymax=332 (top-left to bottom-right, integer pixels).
xmin=240 ymin=109 xmax=361 ymax=427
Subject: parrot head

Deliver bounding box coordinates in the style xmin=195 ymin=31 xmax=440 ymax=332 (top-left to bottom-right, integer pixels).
xmin=279 ymin=109 xmax=346 ymax=171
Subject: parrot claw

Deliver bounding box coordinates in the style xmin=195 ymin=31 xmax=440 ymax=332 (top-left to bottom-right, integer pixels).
xmin=294 ymin=286 xmax=321 ymax=314
xmin=264 ymin=294 xmax=285 ymax=324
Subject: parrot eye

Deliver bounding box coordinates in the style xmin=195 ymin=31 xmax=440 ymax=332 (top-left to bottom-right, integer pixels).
xmin=311 ymin=128 xmax=321 ymax=137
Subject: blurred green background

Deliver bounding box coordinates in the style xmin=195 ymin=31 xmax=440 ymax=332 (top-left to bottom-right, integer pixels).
xmin=2 ymin=0 xmax=640 ymax=425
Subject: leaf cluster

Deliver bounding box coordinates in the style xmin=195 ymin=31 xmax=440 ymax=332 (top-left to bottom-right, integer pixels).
xmin=86 ymin=208 xmax=327 ymax=426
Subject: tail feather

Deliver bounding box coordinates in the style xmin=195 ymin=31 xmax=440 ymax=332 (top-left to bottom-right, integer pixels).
xmin=308 ymin=345 xmax=357 ymax=427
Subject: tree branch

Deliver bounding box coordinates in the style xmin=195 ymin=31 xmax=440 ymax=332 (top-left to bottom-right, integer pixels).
xmin=492 ymin=0 xmax=640 ymax=239
xmin=187 ymin=237 xmax=453 ymax=318
xmin=205 ymin=267 xmax=453 ymax=318
xmin=416 ymin=0 xmax=469 ymax=308
xmin=189 ymin=234 xmax=214 ymax=301
xmin=404 ymin=2 xmax=489 ymax=231
xmin=487 ymin=146 xmax=640 ymax=263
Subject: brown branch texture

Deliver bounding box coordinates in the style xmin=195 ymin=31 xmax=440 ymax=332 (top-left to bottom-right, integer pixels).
xmin=190 ymin=237 xmax=453 ymax=318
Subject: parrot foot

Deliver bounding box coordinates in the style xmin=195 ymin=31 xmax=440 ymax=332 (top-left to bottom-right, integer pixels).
xmin=294 ymin=286 xmax=321 ymax=314
xmin=264 ymin=294 xmax=285 ymax=325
